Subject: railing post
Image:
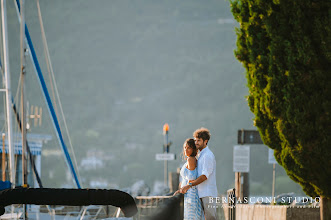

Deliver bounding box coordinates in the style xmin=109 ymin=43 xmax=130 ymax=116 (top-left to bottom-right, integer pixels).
xmin=227 ymin=188 xmax=236 ymax=220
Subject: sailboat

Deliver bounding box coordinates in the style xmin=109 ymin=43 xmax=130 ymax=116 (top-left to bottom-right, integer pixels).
xmin=0 ymin=0 xmax=137 ymax=218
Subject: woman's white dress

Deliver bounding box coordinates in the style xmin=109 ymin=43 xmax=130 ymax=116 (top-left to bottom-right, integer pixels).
xmin=180 ymin=162 xmax=204 ymax=220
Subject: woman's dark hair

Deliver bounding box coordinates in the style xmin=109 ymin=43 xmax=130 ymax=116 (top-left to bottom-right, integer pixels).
xmin=182 ymin=138 xmax=198 ymax=160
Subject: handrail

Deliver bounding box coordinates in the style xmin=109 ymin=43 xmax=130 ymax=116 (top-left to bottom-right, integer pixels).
xmin=136 ymin=196 xmax=173 ymax=199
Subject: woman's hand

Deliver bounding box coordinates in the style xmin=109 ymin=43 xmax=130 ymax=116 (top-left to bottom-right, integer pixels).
xmin=173 ymin=190 xmax=180 ymax=196
xmin=181 ymin=185 xmax=191 ymax=194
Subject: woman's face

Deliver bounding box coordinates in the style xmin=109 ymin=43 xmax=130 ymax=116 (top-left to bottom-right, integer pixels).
xmin=184 ymin=143 xmax=193 ymax=157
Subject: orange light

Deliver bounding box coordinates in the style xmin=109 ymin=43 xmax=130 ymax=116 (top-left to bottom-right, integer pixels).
xmin=163 ymin=123 xmax=169 ymax=132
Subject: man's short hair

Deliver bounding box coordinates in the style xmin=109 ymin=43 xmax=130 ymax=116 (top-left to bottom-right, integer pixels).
xmin=193 ymin=127 xmax=211 ymax=141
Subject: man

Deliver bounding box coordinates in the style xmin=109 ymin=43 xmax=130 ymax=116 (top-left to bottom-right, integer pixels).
xmin=181 ymin=127 xmax=218 ymax=220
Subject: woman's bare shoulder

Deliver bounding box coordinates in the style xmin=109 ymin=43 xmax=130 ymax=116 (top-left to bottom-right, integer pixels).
xmin=187 ymin=157 xmax=197 ymax=170
xmin=187 ymin=156 xmax=196 ymax=162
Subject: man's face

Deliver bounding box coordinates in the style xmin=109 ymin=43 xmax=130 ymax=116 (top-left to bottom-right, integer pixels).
xmin=194 ymin=137 xmax=207 ymax=150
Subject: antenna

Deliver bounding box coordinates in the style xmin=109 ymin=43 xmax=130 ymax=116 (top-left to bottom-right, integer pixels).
xmin=29 ymin=105 xmax=42 ymax=127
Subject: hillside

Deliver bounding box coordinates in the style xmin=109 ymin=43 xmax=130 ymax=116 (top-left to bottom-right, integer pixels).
xmin=1 ymin=0 xmax=304 ymax=196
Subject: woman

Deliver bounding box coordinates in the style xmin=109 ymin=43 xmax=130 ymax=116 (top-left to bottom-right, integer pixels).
xmin=174 ymin=138 xmax=204 ymax=220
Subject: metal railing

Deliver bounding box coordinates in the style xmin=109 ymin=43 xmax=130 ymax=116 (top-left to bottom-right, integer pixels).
xmin=2 ymin=204 xmax=117 ymax=220
xmin=135 ymin=194 xmax=183 ymax=220
xmin=227 ymin=188 xmax=236 ymax=220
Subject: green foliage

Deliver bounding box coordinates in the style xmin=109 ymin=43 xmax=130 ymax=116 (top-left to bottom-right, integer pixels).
xmin=231 ymin=0 xmax=331 ymax=198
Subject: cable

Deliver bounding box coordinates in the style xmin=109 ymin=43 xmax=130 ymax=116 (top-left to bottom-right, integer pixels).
xmin=35 ymin=0 xmax=57 ymax=117
xmin=0 ymin=15 xmax=5 ymax=83
xmin=12 ymin=99 xmax=43 ymax=187
xmin=1 ymin=96 xmax=5 ymax=134
xmin=1 ymin=15 xmax=6 ymax=134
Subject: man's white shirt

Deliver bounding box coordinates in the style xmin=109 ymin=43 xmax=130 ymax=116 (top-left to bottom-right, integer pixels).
xmin=197 ymin=146 xmax=218 ymax=198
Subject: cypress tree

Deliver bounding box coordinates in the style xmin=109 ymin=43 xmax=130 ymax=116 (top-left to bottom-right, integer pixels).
xmin=230 ymin=0 xmax=330 ymax=218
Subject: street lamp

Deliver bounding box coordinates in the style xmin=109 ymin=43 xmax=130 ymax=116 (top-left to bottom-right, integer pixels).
xmin=162 ymin=123 xmax=171 ymax=187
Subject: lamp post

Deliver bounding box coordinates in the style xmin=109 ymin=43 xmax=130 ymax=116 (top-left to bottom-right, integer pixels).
xmin=163 ymin=123 xmax=169 ymax=187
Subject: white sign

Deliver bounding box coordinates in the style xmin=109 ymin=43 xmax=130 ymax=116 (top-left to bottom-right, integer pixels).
xmin=233 ymin=145 xmax=250 ymax=172
xmin=268 ymin=149 xmax=277 ymax=164
xmin=156 ymin=153 xmax=175 ymax=161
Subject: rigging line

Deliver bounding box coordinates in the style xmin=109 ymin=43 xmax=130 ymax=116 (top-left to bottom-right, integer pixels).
xmin=1 ymin=57 xmax=4 ymax=135
xmin=35 ymin=0 xmax=83 ymax=185
xmin=11 ymin=97 xmax=44 ymax=188
xmin=13 ymin=75 xmax=22 ymax=143
xmin=13 ymin=77 xmax=22 ymax=147
xmin=1 ymin=97 xmax=5 ymax=134
xmin=35 ymin=0 xmax=58 ymax=118
xmin=12 ymin=94 xmax=54 ymax=215
xmin=0 ymin=65 xmax=3 ymax=85
xmin=14 ymin=0 xmax=81 ymax=188
xmin=14 ymin=74 xmax=22 ymax=106
xmin=1 ymin=19 xmax=5 ymax=90
xmin=0 ymin=17 xmax=4 ymax=82
xmin=0 ymin=84 xmax=3 ymax=136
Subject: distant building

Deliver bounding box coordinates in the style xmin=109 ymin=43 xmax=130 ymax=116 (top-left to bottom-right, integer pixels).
xmin=80 ymin=156 xmax=105 ymax=170
xmin=86 ymin=149 xmax=114 ymax=160
xmin=86 ymin=149 xmax=104 ymax=158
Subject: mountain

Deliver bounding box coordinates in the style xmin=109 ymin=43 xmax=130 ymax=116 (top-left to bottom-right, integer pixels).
xmin=1 ymin=0 xmax=304 ymax=196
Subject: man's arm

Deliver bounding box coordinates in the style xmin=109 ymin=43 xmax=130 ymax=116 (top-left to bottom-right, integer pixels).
xmin=181 ymin=175 xmax=207 ymax=194
xmin=181 ymin=154 xmax=214 ymax=193
xmin=190 ymin=175 xmax=207 ymax=186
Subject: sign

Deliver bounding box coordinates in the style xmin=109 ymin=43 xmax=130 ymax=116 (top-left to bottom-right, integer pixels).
xmin=233 ymin=145 xmax=250 ymax=172
xmin=156 ymin=153 xmax=175 ymax=161
xmin=268 ymin=148 xmax=277 ymax=164
xmin=237 ymin=130 xmax=263 ymax=144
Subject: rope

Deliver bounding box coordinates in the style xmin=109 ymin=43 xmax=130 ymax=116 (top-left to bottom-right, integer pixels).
xmin=35 ymin=0 xmax=57 ymax=117
xmin=0 ymin=15 xmax=4 ymax=83
xmin=11 ymin=99 xmax=44 ymax=187
xmin=0 ymin=18 xmax=5 ymax=134
xmin=13 ymin=74 xmax=22 ymax=147
xmin=35 ymin=0 xmax=82 ymax=186
xmin=1 ymin=97 xmax=5 ymax=134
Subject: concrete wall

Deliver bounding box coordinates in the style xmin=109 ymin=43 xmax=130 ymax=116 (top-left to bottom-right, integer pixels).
xmin=286 ymin=206 xmax=320 ymax=220
xmin=236 ymin=205 xmax=287 ymax=220
xmin=228 ymin=205 xmax=320 ymax=220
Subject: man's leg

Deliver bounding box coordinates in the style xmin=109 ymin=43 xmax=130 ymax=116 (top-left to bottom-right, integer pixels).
xmin=201 ymin=197 xmax=217 ymax=220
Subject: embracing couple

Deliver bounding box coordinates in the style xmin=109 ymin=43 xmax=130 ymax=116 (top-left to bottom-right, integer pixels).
xmin=174 ymin=127 xmax=218 ymax=220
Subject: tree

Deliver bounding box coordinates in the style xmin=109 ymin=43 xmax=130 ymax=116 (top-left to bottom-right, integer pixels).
xmin=230 ymin=0 xmax=331 ymax=219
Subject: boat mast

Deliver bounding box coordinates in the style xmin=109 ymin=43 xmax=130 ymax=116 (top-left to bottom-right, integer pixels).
xmin=19 ymin=0 xmax=28 ymax=218
xmin=19 ymin=0 xmax=28 ymax=189
xmin=1 ymin=0 xmax=16 ymax=187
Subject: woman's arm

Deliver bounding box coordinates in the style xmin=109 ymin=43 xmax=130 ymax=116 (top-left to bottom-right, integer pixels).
xmin=173 ymin=182 xmax=182 ymax=196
